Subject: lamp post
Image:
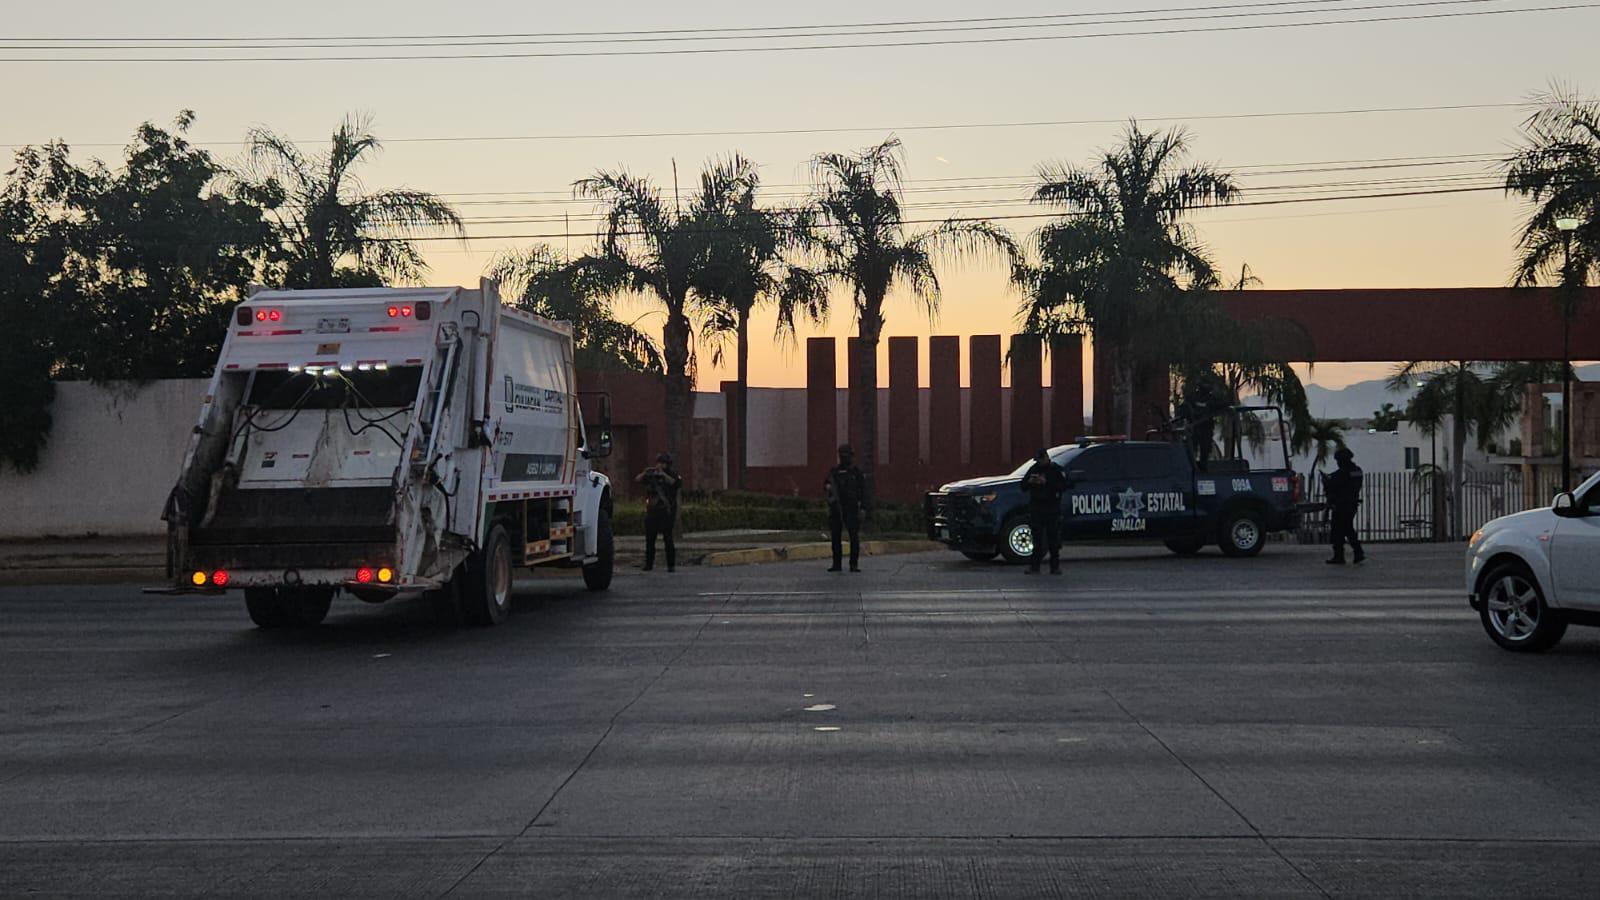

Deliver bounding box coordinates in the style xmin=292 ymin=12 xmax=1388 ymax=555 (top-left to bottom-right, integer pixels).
xmin=1556 ymin=215 xmax=1581 ymax=493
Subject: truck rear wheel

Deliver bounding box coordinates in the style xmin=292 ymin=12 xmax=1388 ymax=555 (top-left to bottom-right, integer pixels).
xmin=1217 ymin=508 xmax=1266 ymax=558
xmin=462 ymin=524 xmax=513 ymax=626
xmin=583 ymin=507 xmax=614 ymax=591
xmin=245 ymin=587 xmax=333 ymax=628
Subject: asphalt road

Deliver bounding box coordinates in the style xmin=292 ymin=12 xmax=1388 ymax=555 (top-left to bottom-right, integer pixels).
xmin=5 ymin=543 xmax=1600 ymax=898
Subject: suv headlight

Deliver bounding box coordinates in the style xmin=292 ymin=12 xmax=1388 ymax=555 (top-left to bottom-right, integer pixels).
xmin=1468 ymin=529 xmax=1484 ymax=547
xmin=974 ymin=492 xmax=997 ymax=504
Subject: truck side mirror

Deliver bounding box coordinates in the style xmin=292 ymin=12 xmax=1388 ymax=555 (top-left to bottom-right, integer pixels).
xmin=580 ymin=392 xmax=614 ymax=460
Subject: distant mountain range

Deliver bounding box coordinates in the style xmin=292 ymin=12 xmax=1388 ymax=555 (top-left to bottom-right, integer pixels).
xmin=1299 ymin=364 xmax=1600 ymax=421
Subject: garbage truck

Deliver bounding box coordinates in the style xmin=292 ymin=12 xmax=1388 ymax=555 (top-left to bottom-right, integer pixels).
xmin=162 ymin=279 xmax=615 ymax=628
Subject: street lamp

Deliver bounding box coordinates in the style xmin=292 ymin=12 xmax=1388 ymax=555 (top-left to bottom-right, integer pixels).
xmin=1556 ymin=215 xmax=1581 ymax=493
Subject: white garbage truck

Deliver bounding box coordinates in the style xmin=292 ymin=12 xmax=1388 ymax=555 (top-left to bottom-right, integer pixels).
xmin=162 ymin=279 xmax=615 ymax=628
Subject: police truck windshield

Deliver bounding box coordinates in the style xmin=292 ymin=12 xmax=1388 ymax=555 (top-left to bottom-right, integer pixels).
xmin=1007 ymin=447 xmax=1084 ymax=478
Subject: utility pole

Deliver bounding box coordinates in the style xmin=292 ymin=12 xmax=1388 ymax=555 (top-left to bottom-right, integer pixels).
xmin=1556 ymin=216 xmax=1580 ymax=494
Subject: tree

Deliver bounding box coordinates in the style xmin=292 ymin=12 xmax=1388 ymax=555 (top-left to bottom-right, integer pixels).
xmin=1299 ymin=417 xmax=1348 ymax=489
xmin=490 ymin=244 xmax=663 ymax=374
xmin=572 ymin=165 xmax=716 ymax=462
xmin=1387 ymin=361 xmax=1564 ymax=539
xmin=691 ymin=155 xmax=827 ymax=488
xmin=0 ymin=113 xmax=278 ymax=470
xmin=234 ymin=113 xmax=462 ymax=288
xmin=804 ymin=137 xmax=1016 ymax=508
xmin=1018 ymin=122 xmax=1239 ymax=436
xmin=1370 ymin=402 xmax=1403 ymax=431
xmin=1505 ymin=85 xmax=1599 ymax=290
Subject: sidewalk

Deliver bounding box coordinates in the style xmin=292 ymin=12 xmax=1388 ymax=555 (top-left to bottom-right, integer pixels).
xmin=0 ymin=530 xmax=940 ymax=586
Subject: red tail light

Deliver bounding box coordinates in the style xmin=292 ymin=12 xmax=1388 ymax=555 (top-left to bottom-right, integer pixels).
xmin=211 ymin=569 xmax=230 ymax=587
xmin=268 ymin=309 xmax=282 ymax=322
xmin=387 ymin=306 xmax=399 ymax=318
xmin=356 ymin=567 xmax=374 ymax=584
xmin=400 ymin=306 xmax=412 ymax=317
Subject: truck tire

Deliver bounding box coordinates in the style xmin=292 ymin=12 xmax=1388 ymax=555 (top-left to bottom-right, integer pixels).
xmin=1217 ymin=508 xmax=1266 ymax=558
xmin=245 ymin=587 xmax=332 ymax=628
xmin=462 ymin=524 xmax=513 ymax=626
xmin=245 ymin=588 xmax=288 ymax=629
xmin=1164 ymin=536 xmax=1205 ymax=556
xmin=582 ymin=507 xmax=614 ymax=591
xmin=998 ymin=516 xmax=1035 ymax=565
xmin=962 ymin=550 xmax=999 ymax=562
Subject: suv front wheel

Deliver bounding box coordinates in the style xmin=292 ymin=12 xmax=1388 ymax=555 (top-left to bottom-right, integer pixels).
xmin=1479 ymin=562 xmax=1567 ymax=652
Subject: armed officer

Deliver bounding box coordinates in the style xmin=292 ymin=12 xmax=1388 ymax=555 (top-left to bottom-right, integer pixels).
xmin=1323 ymin=447 xmax=1365 ymax=565
xmin=635 ymin=452 xmax=682 ymax=572
xmin=824 ymin=444 xmax=866 ymax=573
xmin=1022 ymin=448 xmax=1068 ymax=575
xmin=1176 ymin=374 xmax=1225 ymax=471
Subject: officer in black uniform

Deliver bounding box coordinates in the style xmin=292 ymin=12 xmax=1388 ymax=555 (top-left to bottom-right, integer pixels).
xmin=635 ymin=452 xmax=682 ymax=572
xmin=1323 ymin=447 xmax=1365 ymax=565
xmin=1022 ymin=448 xmax=1068 ymax=575
xmin=824 ymin=444 xmax=866 ymax=573
xmin=1177 ymin=375 xmax=1223 ymax=471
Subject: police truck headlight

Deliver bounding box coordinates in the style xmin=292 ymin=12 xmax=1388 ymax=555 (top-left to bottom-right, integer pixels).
xmin=974 ymin=493 xmax=997 ymax=504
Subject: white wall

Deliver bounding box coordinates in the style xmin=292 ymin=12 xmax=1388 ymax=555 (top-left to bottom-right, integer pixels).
xmin=0 ymin=379 xmax=209 ymax=538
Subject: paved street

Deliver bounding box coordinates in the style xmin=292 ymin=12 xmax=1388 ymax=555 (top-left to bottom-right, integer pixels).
xmin=5 ymin=543 xmax=1600 ymax=898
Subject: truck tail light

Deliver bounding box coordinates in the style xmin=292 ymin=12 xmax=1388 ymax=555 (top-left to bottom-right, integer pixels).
xmin=191 ymin=571 xmax=207 ymax=586
xmin=211 ymin=570 xmax=230 ymax=587
xmin=387 ymin=306 xmax=399 ymax=318
xmin=356 ymin=567 xmax=374 ymax=584
xmin=377 ymin=567 xmax=394 ymax=583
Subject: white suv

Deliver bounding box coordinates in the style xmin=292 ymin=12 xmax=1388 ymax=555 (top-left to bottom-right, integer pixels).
xmin=1467 ymin=470 xmax=1600 ymax=652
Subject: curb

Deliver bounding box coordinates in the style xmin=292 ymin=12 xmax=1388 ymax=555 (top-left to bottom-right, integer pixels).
xmin=701 ymin=539 xmax=941 ymax=568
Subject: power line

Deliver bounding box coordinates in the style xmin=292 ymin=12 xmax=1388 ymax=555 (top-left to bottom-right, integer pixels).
xmin=1 ymin=4 xmax=1591 ymax=61
xmin=0 ymin=0 xmax=1386 ymax=42
xmin=0 ymin=0 xmax=1513 ymax=49
xmin=0 ymin=105 xmax=1526 ymax=149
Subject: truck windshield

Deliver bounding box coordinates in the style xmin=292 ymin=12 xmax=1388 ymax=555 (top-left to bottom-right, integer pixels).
xmin=1007 ymin=446 xmax=1084 ymax=477
xmin=245 ymin=368 xmax=423 ymax=410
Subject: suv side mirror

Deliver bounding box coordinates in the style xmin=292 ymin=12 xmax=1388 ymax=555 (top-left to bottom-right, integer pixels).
xmin=1553 ymin=492 xmax=1580 ymax=517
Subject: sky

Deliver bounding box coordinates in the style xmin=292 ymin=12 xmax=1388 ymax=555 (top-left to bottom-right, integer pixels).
xmin=4 ymin=0 xmax=1595 ymax=394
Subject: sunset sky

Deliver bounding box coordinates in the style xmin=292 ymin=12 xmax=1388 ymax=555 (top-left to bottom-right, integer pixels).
xmin=5 ymin=0 xmax=1596 ymax=394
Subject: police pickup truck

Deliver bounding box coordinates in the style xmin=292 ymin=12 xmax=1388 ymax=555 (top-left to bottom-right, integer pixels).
xmin=925 ymin=418 xmax=1300 ymax=563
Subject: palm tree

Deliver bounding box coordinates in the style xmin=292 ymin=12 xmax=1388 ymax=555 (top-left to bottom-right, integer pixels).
xmin=490 ymin=244 xmax=663 ymax=374
xmin=1388 ymin=361 xmax=1564 ymax=539
xmin=1298 ymin=417 xmax=1348 ymax=492
xmin=690 ymin=155 xmax=828 ymax=488
xmin=1505 ymin=85 xmax=1599 ymax=290
xmin=1018 ymin=121 xmax=1240 ymax=436
xmin=234 ymin=114 xmax=463 ymax=288
xmin=573 ymin=164 xmax=719 ymax=462
xmin=803 ymin=137 xmax=1016 ymax=508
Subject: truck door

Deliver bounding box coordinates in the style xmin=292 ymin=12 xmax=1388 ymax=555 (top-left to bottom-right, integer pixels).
xmin=1118 ymin=445 xmax=1197 ymax=538
xmin=1062 ymin=447 xmax=1122 ymax=538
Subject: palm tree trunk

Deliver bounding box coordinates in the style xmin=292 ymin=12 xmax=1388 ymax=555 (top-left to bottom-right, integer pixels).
xmin=662 ymin=308 xmax=693 ymax=467
xmin=852 ymin=306 xmax=884 ymax=516
xmin=1110 ymin=343 xmax=1135 ymax=438
xmin=735 ymin=306 xmax=750 ymax=490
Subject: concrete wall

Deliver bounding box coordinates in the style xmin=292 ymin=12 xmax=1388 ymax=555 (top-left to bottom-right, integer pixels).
xmin=0 ymin=379 xmax=209 ymax=538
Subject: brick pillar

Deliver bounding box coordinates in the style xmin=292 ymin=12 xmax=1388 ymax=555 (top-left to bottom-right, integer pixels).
xmin=969 ymin=335 xmax=1003 ymax=472
xmin=846 ymin=336 xmax=867 ymax=452
xmin=888 ymin=337 xmax=920 ymax=467
xmin=1009 ymin=334 xmax=1043 ymax=460
xmin=1092 ymin=344 xmax=1114 ymax=434
xmin=1050 ymin=335 xmax=1085 ymax=445
xmin=806 ymin=337 xmax=837 ymax=472
xmin=929 ymin=336 xmax=961 ymax=477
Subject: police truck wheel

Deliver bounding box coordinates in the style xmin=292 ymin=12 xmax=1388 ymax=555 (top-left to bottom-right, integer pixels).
xmin=1217 ymin=509 xmax=1266 ymax=558
xmin=998 ymin=517 xmax=1035 ymax=564
xmin=1164 ymin=536 xmax=1205 ymax=556
xmin=245 ymin=588 xmax=288 ymax=629
xmin=583 ymin=507 xmax=615 ymax=591
xmin=1479 ymin=562 xmax=1567 ymax=652
xmin=463 ymin=524 xmax=514 ymax=626
xmin=962 ymin=550 xmax=999 ymax=562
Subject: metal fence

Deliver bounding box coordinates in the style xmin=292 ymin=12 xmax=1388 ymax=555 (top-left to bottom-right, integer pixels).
xmin=1298 ymin=467 xmax=1572 ymax=544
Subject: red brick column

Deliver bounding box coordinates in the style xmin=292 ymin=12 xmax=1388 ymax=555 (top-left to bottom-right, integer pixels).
xmin=969 ymin=335 xmax=1003 ymax=472
xmin=1050 ymin=336 xmax=1084 ymax=445
xmin=1009 ymin=334 xmax=1043 ymax=461
xmin=888 ymin=337 xmax=920 ymax=467
xmin=806 ymin=337 xmax=837 ymax=472
xmin=929 ymin=336 xmax=962 ymax=478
